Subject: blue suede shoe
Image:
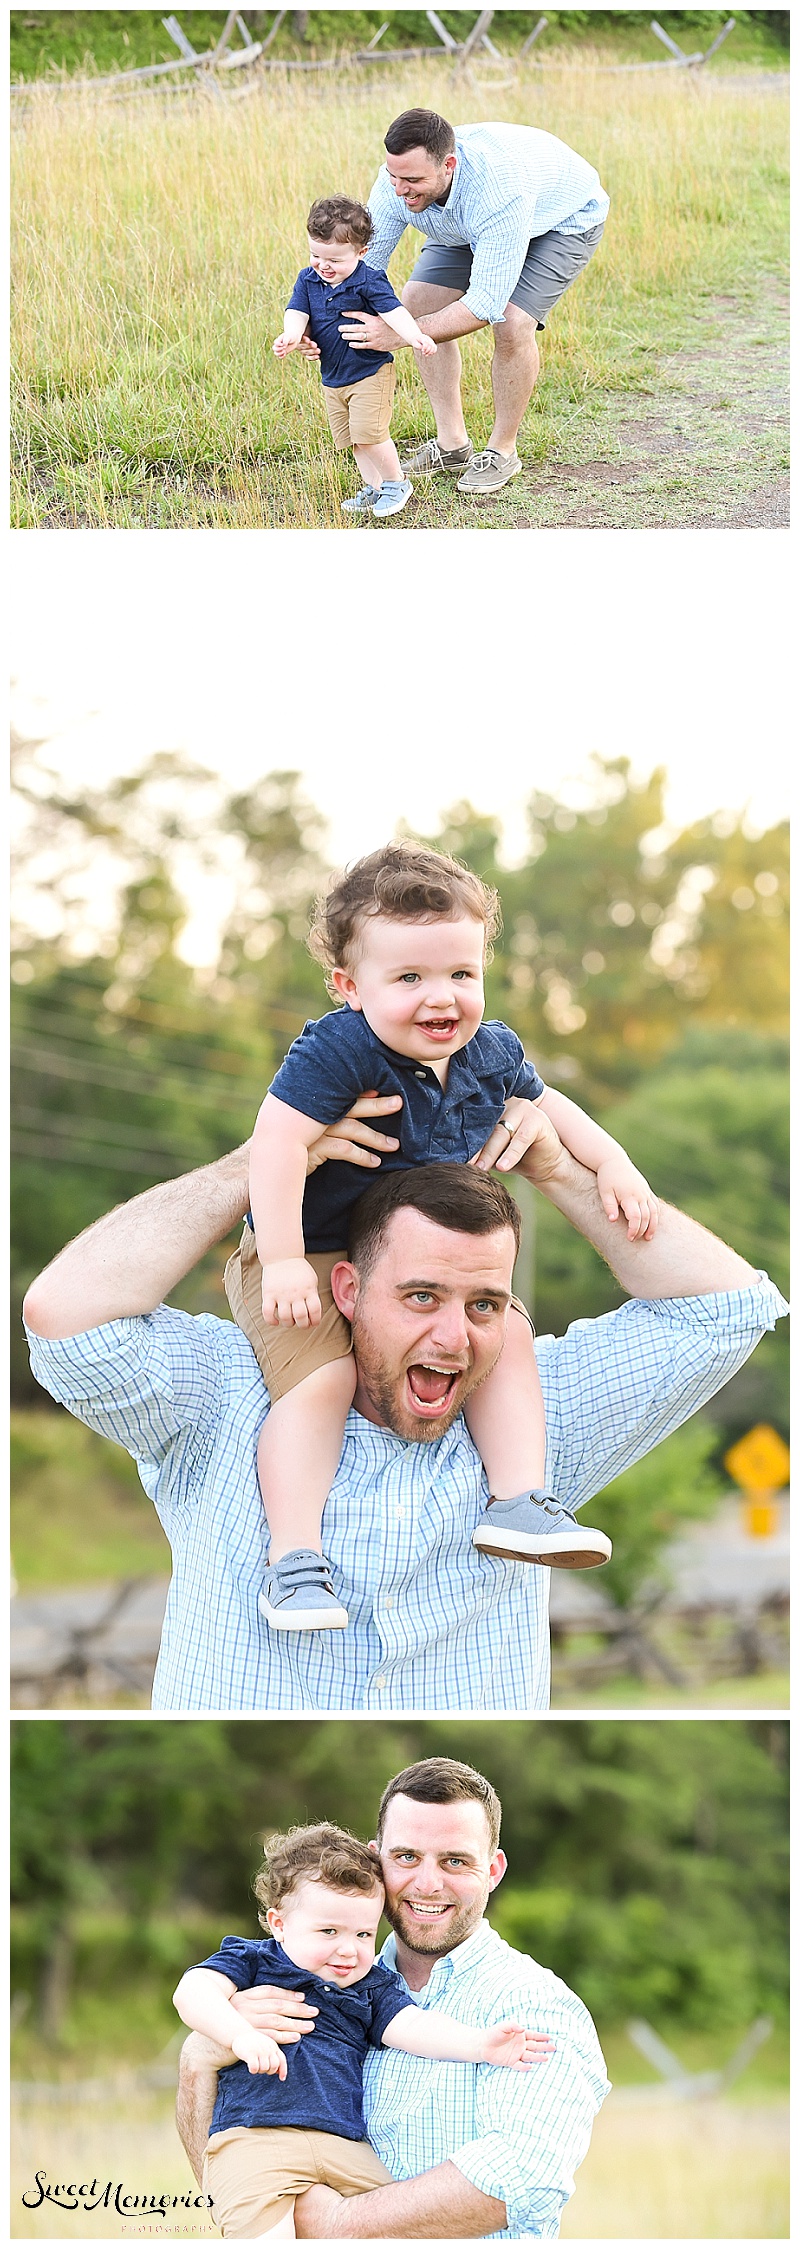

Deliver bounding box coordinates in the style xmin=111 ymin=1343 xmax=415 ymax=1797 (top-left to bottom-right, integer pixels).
xmin=472 ymin=1492 xmax=612 ymax=1570
xmin=259 ymin=1549 xmax=349 ymax=1629
xmin=372 ymin=479 xmax=413 ymax=518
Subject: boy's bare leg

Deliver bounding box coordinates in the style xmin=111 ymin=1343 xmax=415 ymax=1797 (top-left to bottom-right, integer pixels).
xmin=401 ymin=281 xmax=469 ymax=449
xmin=257 ymin=1357 xmax=357 ymax=1560
xmin=463 ymin=1306 xmax=545 ymax=1498
xmin=353 ymin=438 xmax=405 ymax=487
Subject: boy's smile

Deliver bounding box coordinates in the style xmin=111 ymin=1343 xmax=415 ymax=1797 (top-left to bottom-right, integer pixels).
xmin=307 ymin=235 xmax=361 ymax=285
xmin=330 ymin=915 xmax=486 ymax=1083
xmin=266 ymin=1876 xmax=384 ymax=1987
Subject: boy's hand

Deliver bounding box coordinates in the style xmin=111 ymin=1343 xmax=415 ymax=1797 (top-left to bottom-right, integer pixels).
xmin=596 ymin=1158 xmax=659 ymax=1241
xmin=482 ymin=2021 xmax=556 ymax=2070
xmin=230 ymin=2022 xmax=287 ymax=2077
xmin=414 ymin=334 xmax=437 ymax=357
xmin=273 ymin=334 xmax=298 ymax=358
xmin=261 ymin=1257 xmax=322 ymax=1327
xmin=471 ymin=1098 xmax=549 ymax=1175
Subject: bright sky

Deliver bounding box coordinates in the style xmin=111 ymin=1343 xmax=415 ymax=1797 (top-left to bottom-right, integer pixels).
xmin=11 ymin=531 xmax=790 ymax=957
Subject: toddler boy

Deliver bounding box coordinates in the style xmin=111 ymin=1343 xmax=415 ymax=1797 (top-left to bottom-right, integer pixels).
xmin=226 ymin=841 xmax=658 ymax=1630
xmin=273 ymin=195 xmax=436 ymax=519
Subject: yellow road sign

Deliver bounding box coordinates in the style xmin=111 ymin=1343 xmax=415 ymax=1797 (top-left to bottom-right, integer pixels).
xmin=724 ymin=1424 xmax=790 ymax=1495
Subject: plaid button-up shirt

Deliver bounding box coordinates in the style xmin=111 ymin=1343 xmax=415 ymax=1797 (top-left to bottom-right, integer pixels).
xmin=25 ymin=1272 xmax=785 ymax=1712
xmin=366 ymin=123 xmax=610 ymax=324
xmin=364 ymin=1919 xmax=610 ymax=2239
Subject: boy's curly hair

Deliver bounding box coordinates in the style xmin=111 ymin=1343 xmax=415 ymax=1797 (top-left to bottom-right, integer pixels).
xmin=253 ymin=1822 xmax=383 ymax=1928
xmin=308 ymin=840 xmax=501 ymax=994
xmin=307 ymin=196 xmax=374 ymax=250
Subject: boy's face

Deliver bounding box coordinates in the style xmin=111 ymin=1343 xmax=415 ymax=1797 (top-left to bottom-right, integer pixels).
xmin=307 ymin=234 xmax=361 ymax=284
xmin=266 ymin=1877 xmax=384 ymax=1986
xmin=331 ymin=915 xmax=486 ymax=1066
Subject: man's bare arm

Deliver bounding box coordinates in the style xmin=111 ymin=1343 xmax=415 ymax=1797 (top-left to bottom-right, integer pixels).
xmin=22 ymin=1096 xmax=403 ymax=1339
xmin=175 ymin=2032 xmax=231 ymax=2187
xmin=294 ymin=2160 xmax=505 ymax=2240
xmin=517 ymin=1117 xmax=757 ymax=1298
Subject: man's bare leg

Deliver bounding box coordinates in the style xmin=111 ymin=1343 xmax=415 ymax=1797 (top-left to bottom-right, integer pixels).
xmin=488 ymin=303 xmax=540 ymax=457
xmin=401 ymin=281 xmax=469 ymax=450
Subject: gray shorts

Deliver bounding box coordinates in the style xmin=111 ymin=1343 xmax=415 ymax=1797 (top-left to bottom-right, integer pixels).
xmin=409 ymin=222 xmax=605 ymax=329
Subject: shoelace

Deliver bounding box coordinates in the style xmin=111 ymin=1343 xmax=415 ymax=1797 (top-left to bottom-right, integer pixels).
xmin=470 ymin=450 xmax=499 ymax=471
xmin=271 ymin=1553 xmax=335 ymax=1598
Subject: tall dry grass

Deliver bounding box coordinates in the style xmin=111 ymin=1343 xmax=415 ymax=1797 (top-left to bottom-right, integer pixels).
xmin=11 ymin=2086 xmax=789 ymax=2239
xmin=11 ymin=62 xmax=788 ymax=525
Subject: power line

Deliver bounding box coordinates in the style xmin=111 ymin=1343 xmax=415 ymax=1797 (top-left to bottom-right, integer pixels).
xmin=12 ymin=1037 xmax=264 ymax=1109
xmin=12 ymin=1105 xmax=212 ymax=1160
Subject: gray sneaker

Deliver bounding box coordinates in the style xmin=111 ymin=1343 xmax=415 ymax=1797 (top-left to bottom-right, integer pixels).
xmin=472 ymin=1492 xmax=612 ymax=1570
xmin=457 ymin=447 xmax=523 ymax=495
xmin=341 ymin=485 xmax=380 ymax=513
xmin=400 ymin=437 xmax=474 ymax=477
xmin=259 ymin=1548 xmax=349 ymax=1629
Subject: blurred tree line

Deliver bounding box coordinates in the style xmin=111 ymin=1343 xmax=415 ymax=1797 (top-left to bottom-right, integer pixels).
xmin=12 ymin=738 xmax=788 ymax=1460
xmin=11 ymin=1719 xmax=788 ymax=2051
xmin=10 ymin=9 xmax=789 ymax=79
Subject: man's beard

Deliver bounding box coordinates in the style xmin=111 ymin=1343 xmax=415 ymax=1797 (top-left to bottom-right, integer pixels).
xmin=350 ymin=1304 xmax=482 ymax=1442
xmin=382 ymin=1884 xmax=490 ymax=1958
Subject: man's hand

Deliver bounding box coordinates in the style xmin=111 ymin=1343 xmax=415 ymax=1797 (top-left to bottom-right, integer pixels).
xmin=261 ymin=1257 xmax=322 ymax=1328
xmin=228 ymin=1985 xmax=319 ymax=2042
xmin=296 ymin=332 xmax=321 ymax=359
xmin=481 ymin=2021 xmax=555 ymax=2070
xmin=596 ymin=1156 xmax=659 ymax=1241
xmin=339 ymin=311 xmax=403 ymax=352
xmin=230 ymin=2021 xmax=287 ymax=2077
xmin=472 ymin=1098 xmax=560 ymax=1177
xmin=307 ymin=1093 xmax=402 ymax=1174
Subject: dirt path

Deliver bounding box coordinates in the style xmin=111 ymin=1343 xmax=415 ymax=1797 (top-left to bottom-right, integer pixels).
xmin=482 ymin=278 xmax=789 ymax=530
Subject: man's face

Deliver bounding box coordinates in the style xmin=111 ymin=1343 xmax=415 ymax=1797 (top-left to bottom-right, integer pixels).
xmin=331 ymin=1207 xmax=516 ymax=1440
xmin=376 ymin=1794 xmax=506 ymax=1960
xmin=384 ymin=145 xmax=457 ymax=212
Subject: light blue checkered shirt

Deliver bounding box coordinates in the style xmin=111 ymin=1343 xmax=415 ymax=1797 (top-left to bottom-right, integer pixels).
xmin=366 ymin=123 xmax=610 ymax=324
xmin=363 ymin=1919 xmax=609 ymax=2239
xmin=25 ymin=1274 xmax=785 ymax=1712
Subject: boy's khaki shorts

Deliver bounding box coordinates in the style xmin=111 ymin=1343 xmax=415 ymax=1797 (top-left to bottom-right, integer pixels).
xmin=225 ymin=1222 xmax=534 ymax=1404
xmin=224 ymin=1224 xmax=352 ymax=1402
xmin=204 ymin=2125 xmax=391 ymax=2238
xmin=322 ymin=364 xmax=396 ymax=451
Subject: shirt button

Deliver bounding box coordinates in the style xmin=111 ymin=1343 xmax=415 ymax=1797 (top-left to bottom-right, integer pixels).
xmin=385 ymin=1595 xmax=394 ymax=1609
xmin=374 ymin=1675 xmax=386 ymax=1689
xmin=414 ymin=1069 xmax=427 ymax=1079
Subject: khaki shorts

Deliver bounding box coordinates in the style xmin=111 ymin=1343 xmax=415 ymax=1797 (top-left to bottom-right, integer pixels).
xmin=224 ymin=1224 xmax=352 ymax=1402
xmin=323 ymin=363 xmax=396 ymax=450
xmin=225 ymin=1222 xmax=534 ymax=1402
xmin=204 ymin=2125 xmax=391 ymax=2238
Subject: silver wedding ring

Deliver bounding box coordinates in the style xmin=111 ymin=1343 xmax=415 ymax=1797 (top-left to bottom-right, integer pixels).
xmin=498 ymin=1120 xmax=513 ymax=1139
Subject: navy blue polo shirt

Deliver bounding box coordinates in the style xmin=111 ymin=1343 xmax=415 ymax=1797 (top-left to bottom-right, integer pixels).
xmin=195 ymin=1934 xmax=411 ymax=2139
xmin=267 ymin=1010 xmax=545 ymax=1253
xmin=286 ymin=259 xmax=403 ymax=388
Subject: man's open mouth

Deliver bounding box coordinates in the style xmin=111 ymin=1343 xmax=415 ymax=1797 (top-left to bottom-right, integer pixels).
xmin=403 ymin=1900 xmax=453 ymax=1920
xmin=406 ymin=1363 xmax=463 ymax=1415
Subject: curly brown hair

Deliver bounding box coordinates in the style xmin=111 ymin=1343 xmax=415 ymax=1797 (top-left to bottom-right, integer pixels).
xmin=253 ymin=1822 xmax=383 ymax=1928
xmin=306 ymin=196 xmax=373 ymax=250
xmin=308 ymin=840 xmax=501 ymax=993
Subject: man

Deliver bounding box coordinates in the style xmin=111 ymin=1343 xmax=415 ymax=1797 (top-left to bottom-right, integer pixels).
xmin=334 ymin=108 xmax=609 ymax=497
xmin=176 ymin=1754 xmax=611 ymax=2239
xmin=23 ymin=1100 xmax=785 ymax=1712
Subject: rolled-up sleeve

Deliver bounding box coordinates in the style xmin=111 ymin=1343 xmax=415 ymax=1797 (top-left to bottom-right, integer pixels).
xmin=538 ymin=1276 xmax=789 ymax=1511
xmin=450 ymin=1993 xmax=609 ymax=2237
xmin=462 ymin=200 xmax=537 ymax=324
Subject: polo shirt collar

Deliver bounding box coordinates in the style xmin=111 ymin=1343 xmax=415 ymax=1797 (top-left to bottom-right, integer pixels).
xmin=371 ymin=1028 xmax=485 ymax=1091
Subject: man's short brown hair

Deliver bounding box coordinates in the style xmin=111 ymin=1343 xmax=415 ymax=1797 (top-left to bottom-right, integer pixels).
xmin=348 ymin=1161 xmax=521 ymax=1281
xmin=307 ymin=196 xmax=373 ymax=250
xmin=253 ymin=1822 xmax=382 ymax=1928
xmin=376 ymin=1758 xmax=502 ymax=1854
xmin=384 ymin=110 xmax=456 ymax=164
xmin=308 ymin=840 xmax=501 ymax=989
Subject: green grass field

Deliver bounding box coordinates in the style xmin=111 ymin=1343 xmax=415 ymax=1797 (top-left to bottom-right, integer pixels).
xmin=11 ymin=56 xmax=788 ymax=527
